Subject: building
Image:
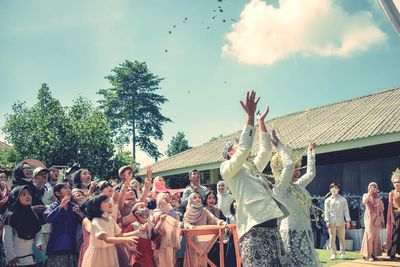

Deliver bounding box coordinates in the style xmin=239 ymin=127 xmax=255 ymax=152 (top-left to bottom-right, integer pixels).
xmin=140 ymin=87 xmax=400 ymax=196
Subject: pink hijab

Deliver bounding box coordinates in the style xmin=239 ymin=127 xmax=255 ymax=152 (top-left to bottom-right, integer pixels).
xmin=184 ymin=193 xmax=208 ymax=224
xmin=365 ymin=182 xmax=384 ymax=213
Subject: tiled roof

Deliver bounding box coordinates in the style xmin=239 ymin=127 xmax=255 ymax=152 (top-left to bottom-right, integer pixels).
xmin=141 ymin=87 xmax=400 ymax=175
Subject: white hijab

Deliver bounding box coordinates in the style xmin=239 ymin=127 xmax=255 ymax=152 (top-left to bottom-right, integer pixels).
xmin=216 ymin=180 xmax=234 ymax=216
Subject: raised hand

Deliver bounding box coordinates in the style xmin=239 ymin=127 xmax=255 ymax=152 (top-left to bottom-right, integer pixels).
xmin=256 ymin=106 xmax=269 ymax=122
xmin=144 ymin=167 xmax=152 ymax=190
xmin=308 ymin=143 xmax=315 ymax=152
xmin=240 ymin=90 xmax=260 ymax=116
xmin=59 ymin=196 xmax=71 ymax=209
xmin=270 ymin=129 xmax=280 ymax=147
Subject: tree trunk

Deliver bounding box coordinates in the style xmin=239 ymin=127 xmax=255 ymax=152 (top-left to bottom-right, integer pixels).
xmin=132 ymin=118 xmax=136 ymax=162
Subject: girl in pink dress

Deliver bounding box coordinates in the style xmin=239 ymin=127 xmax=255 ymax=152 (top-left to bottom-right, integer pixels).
xmin=81 ymin=194 xmax=138 ymax=267
xmin=77 ymin=216 xmax=90 ymax=267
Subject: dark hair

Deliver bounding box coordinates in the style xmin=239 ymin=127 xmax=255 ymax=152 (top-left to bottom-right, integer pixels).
xmin=13 ymin=162 xmax=30 ymax=181
xmin=73 ymin=169 xmax=89 ymax=189
xmin=98 ymin=181 xmax=112 ymax=192
xmin=78 ymin=198 xmax=90 ymax=217
xmin=134 ymin=176 xmax=142 ymax=184
xmin=329 ymin=183 xmax=341 ymax=190
xmin=230 ymin=200 xmax=236 ymax=216
xmin=203 ymin=190 xmax=217 ymax=206
xmin=188 ymin=169 xmax=199 ymax=177
xmin=86 ymin=194 xmax=109 ymax=221
xmin=53 ymin=183 xmax=69 ymax=200
xmin=312 ymin=198 xmax=319 ymax=205
xmin=91 ymin=181 xmax=112 ymax=196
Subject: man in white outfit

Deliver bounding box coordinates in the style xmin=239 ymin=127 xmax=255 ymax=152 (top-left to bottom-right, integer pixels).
xmin=324 ymin=183 xmax=351 ymax=260
xmin=220 ymin=91 xmax=289 ymax=267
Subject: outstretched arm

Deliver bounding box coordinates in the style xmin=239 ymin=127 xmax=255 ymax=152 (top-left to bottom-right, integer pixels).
xmin=220 ymin=91 xmax=259 ymax=180
xmin=296 ymin=143 xmax=316 ymax=187
xmin=138 ymin=167 xmax=152 ymax=203
xmin=253 ymin=106 xmax=272 ymax=171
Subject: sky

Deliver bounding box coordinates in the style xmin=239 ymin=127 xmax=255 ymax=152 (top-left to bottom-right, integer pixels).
xmin=0 ymin=0 xmax=399 ymax=167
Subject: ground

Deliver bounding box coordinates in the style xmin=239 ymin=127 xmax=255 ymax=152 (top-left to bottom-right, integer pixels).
xmin=317 ymin=249 xmax=400 ymax=267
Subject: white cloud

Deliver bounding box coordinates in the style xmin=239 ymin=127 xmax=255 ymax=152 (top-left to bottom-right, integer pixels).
xmin=222 ymin=0 xmax=387 ymax=65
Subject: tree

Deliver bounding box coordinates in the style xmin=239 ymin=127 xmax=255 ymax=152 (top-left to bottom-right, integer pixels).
xmin=166 ymin=132 xmax=191 ymax=157
xmin=3 ymin=83 xmax=70 ymax=166
xmin=98 ymin=60 xmax=171 ymax=162
xmin=3 ymin=84 xmax=116 ymax=178
xmin=0 ymin=147 xmax=22 ymax=171
xmin=65 ymin=96 xmax=115 ymax=177
xmin=108 ymin=150 xmax=140 ymax=179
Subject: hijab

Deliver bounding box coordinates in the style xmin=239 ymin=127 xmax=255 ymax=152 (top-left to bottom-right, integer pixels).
xmin=216 ymin=181 xmax=234 ymax=216
xmin=184 ymin=193 xmax=207 ymax=224
xmin=5 ymin=185 xmax=41 ymax=240
xmin=12 ymin=162 xmax=43 ymax=206
xmin=368 ymin=182 xmax=384 ymax=212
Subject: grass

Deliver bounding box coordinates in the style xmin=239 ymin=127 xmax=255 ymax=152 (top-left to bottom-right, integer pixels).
xmin=317 ymin=249 xmax=363 ymax=267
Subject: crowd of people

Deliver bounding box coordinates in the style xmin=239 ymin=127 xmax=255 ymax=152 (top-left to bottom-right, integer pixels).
xmin=0 ymin=90 xmax=398 ymax=267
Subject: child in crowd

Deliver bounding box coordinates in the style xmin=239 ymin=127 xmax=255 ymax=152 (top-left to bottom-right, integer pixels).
xmin=125 ymin=202 xmax=165 ymax=267
xmin=77 ymin=201 xmax=90 ymax=267
xmin=3 ymin=185 xmax=43 ymax=267
xmin=81 ymin=195 xmax=138 ymax=267
xmin=44 ymin=183 xmax=82 ymax=266
xmin=153 ymin=193 xmax=181 ymax=267
xmin=118 ymin=167 xmax=152 ymax=231
xmin=96 ymin=181 xmax=131 ymax=267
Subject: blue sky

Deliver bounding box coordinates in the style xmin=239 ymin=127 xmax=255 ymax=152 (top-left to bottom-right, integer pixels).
xmin=0 ymin=0 xmax=399 ymax=166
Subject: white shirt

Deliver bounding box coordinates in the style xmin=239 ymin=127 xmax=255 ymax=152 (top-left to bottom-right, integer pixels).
xmin=220 ymin=125 xmax=289 ymax=239
xmin=324 ymin=194 xmax=351 ymax=226
xmin=2 ymin=225 xmax=43 ymax=265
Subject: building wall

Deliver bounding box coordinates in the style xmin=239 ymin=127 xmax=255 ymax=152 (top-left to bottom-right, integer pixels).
xmin=307 ymin=156 xmax=400 ymax=196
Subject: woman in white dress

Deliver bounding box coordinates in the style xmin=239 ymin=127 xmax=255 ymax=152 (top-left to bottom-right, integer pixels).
xmin=271 ymin=131 xmax=319 ymax=267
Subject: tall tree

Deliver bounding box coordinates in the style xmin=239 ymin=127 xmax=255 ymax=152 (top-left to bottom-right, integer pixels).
xmin=3 ymin=83 xmax=70 ymax=166
xmin=3 ymin=84 xmax=116 ymax=178
xmin=98 ymin=60 xmax=171 ymax=162
xmin=166 ymin=132 xmax=191 ymax=157
xmin=66 ymin=96 xmax=115 ymax=177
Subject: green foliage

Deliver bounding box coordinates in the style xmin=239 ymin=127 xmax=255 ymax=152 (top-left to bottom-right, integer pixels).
xmin=108 ymin=150 xmax=140 ymax=178
xmin=166 ymin=132 xmax=191 ymax=157
xmin=65 ymin=96 xmax=114 ymax=178
xmin=3 ymin=84 xmax=69 ymax=166
xmin=0 ymin=147 xmax=22 ymax=170
xmin=98 ymin=60 xmax=171 ymax=162
xmin=3 ymin=84 xmax=115 ymax=178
